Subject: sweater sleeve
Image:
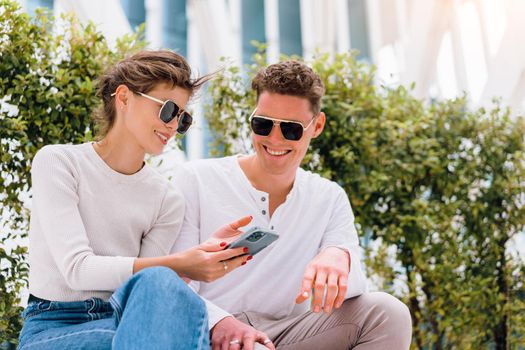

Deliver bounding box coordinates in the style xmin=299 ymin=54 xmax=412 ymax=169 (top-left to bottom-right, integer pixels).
xmin=139 ymin=184 xmax=185 ymax=258
xmin=31 ymin=146 xmax=135 ymax=292
xmin=320 ymin=186 xmax=368 ymax=297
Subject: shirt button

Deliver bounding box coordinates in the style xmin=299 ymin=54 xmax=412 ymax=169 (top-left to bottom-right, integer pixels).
xmin=261 ymin=197 xmax=266 ymax=202
xmin=271 ymin=226 xmax=274 ymax=230
xmin=262 ymin=210 xmax=267 ymax=215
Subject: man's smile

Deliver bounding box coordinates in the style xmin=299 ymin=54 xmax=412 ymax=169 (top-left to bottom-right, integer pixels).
xmin=263 ymin=145 xmax=292 ymax=156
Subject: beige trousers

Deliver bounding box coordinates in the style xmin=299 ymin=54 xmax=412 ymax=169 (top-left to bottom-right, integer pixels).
xmin=235 ymin=292 xmax=412 ymax=350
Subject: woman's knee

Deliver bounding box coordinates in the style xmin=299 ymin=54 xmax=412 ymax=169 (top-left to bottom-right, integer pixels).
xmin=132 ymin=267 xmax=204 ymax=308
xmin=135 ymin=266 xmax=179 ymax=280
xmin=133 ymin=266 xmax=183 ymax=290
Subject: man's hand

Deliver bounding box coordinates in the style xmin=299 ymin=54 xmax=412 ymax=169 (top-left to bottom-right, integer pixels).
xmin=210 ymin=215 xmax=253 ymax=243
xmin=211 ymin=316 xmax=275 ymax=350
xmin=295 ymin=247 xmax=350 ymax=313
xmin=201 ymin=215 xmax=253 ymax=248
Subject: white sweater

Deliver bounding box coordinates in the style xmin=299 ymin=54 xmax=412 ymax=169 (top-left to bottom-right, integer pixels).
xmin=28 ymin=143 xmax=185 ymax=302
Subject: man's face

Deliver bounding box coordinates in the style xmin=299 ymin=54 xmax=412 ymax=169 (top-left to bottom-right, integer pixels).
xmin=251 ymin=91 xmax=325 ymax=176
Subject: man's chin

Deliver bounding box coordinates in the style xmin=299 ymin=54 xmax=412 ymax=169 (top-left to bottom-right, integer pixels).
xmin=259 ymin=159 xmax=296 ymax=176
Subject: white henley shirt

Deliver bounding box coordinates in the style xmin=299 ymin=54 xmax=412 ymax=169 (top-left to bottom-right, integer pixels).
xmin=171 ymin=155 xmax=368 ymax=329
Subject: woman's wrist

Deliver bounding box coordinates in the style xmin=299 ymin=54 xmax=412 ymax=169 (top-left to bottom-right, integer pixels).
xmin=133 ymin=253 xmax=187 ymax=276
xmin=167 ymin=251 xmax=188 ymax=278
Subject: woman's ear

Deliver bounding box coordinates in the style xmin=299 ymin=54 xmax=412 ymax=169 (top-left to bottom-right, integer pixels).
xmin=113 ymin=84 xmax=130 ymax=110
xmin=312 ymin=112 xmax=326 ymax=139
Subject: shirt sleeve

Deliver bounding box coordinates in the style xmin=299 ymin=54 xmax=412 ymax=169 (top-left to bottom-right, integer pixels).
xmin=320 ymin=186 xmax=368 ymax=298
xmin=170 ymin=165 xmax=201 ymax=254
xmin=31 ymin=146 xmax=134 ymax=292
xmin=139 ymin=184 xmax=185 ymax=258
xmin=187 ymin=281 xmax=233 ymax=328
xmin=171 ymin=165 xmax=233 ymax=329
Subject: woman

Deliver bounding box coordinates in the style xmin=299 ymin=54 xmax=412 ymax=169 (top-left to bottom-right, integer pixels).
xmin=18 ymin=50 xmax=251 ymax=350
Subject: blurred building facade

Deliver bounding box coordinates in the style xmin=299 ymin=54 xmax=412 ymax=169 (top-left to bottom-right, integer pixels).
xmin=20 ymin=0 xmax=525 ymax=160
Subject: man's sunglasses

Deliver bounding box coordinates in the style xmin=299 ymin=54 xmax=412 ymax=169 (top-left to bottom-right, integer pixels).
xmin=249 ymin=109 xmax=316 ymax=141
xmin=111 ymin=91 xmax=193 ymax=134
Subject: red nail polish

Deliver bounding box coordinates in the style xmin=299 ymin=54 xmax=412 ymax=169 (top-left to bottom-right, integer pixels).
xmin=241 ymin=262 xmax=246 ymax=265
xmin=220 ymin=242 xmax=227 ymax=247
xmin=249 ymin=215 xmax=253 ymax=219
xmin=243 ymin=247 xmax=249 ymax=253
xmin=247 ymin=255 xmax=253 ymax=261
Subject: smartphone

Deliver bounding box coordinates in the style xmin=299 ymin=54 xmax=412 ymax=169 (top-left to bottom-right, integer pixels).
xmin=227 ymin=226 xmax=279 ymax=256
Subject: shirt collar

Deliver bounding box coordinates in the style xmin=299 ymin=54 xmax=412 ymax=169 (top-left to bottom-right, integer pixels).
xmin=230 ymin=154 xmax=304 ymax=200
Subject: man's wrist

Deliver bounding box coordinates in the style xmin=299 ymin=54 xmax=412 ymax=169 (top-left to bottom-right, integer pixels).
xmin=323 ymin=246 xmax=351 ymax=266
xmin=211 ymin=315 xmax=235 ymax=332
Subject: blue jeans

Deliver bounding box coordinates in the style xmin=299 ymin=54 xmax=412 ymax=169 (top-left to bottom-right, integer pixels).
xmin=18 ymin=267 xmax=210 ymax=349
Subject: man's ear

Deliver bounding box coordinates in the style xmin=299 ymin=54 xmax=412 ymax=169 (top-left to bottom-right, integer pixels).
xmin=312 ymin=112 xmax=326 ymax=139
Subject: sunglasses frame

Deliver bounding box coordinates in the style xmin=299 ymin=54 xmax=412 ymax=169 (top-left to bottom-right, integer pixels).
xmin=110 ymin=90 xmax=193 ymax=134
xmin=249 ymin=108 xmax=316 ymax=141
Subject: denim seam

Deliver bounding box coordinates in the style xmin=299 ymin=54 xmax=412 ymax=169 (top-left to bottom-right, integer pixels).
xmin=20 ymin=329 xmax=116 ymax=349
xmin=87 ymin=299 xmax=97 ymax=321
xmin=195 ymin=309 xmax=208 ymax=349
xmin=23 ymin=309 xmax=48 ymax=319
xmin=23 ymin=302 xmax=54 ymax=319
xmin=109 ymin=295 xmax=123 ymax=323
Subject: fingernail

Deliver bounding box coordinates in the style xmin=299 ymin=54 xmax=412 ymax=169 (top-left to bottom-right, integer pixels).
xmin=241 ymin=262 xmax=246 ymax=265
xmin=247 ymin=255 xmax=253 ymax=261
xmin=325 ymin=307 xmax=332 ymax=313
xmin=249 ymin=215 xmax=253 ymax=219
xmin=302 ymin=291 xmax=309 ymax=298
xmin=314 ymin=306 xmax=320 ymax=313
xmin=220 ymin=242 xmax=227 ymax=247
xmin=243 ymin=247 xmax=249 ymax=253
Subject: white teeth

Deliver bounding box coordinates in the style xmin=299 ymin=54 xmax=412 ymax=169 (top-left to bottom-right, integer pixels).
xmin=266 ymin=147 xmax=289 ymax=156
xmin=155 ymin=131 xmax=168 ymax=142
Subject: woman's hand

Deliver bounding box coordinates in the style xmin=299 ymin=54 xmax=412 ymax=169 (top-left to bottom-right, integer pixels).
xmin=170 ymin=216 xmax=253 ymax=282
xmin=171 ymin=245 xmax=247 ymax=282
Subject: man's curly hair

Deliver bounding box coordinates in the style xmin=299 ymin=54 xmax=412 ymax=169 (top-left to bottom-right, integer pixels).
xmin=251 ymin=60 xmax=325 ymax=115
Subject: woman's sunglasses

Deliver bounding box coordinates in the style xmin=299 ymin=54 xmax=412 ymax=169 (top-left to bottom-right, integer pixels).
xmin=249 ymin=109 xmax=316 ymax=141
xmin=111 ymin=91 xmax=193 ymax=134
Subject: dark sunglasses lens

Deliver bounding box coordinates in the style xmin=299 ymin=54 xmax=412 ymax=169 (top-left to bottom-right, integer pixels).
xmin=177 ymin=112 xmax=193 ymax=134
xmin=251 ymin=117 xmax=273 ymax=136
xmin=280 ymin=122 xmax=303 ymax=141
xmin=160 ymin=101 xmax=178 ymax=123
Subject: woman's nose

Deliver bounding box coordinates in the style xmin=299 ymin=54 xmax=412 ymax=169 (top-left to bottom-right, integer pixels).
xmin=165 ymin=116 xmax=179 ymax=131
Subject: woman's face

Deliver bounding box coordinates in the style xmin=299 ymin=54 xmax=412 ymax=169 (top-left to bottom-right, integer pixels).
xmin=118 ymin=82 xmax=191 ymax=156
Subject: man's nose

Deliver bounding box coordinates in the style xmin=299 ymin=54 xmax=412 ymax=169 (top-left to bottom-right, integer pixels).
xmin=267 ymin=122 xmax=285 ymax=141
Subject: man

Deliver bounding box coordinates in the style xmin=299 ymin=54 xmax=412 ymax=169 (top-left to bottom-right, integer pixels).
xmin=172 ymin=61 xmax=412 ymax=350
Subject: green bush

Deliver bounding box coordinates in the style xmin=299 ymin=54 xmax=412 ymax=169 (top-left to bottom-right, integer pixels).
xmin=205 ymin=51 xmax=525 ymax=349
xmin=0 ymin=0 xmax=143 ymax=344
